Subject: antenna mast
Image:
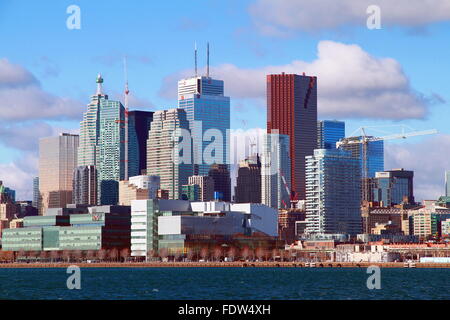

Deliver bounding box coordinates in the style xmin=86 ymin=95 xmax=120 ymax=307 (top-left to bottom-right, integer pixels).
xmin=194 ymin=42 xmax=198 ymax=77
xmin=124 ymin=56 xmax=129 ymax=181
xmin=206 ymin=42 xmax=210 ymax=78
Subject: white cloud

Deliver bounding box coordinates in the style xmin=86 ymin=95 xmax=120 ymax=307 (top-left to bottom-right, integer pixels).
xmin=249 ymin=0 xmax=450 ymax=35
xmin=0 ymin=58 xmax=83 ymax=121
xmin=0 ymin=157 xmax=37 ymax=200
xmin=160 ymin=41 xmax=430 ymax=120
xmin=385 ymin=134 xmax=450 ymax=201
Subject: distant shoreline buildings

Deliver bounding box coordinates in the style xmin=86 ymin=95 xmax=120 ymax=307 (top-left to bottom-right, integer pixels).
xmin=0 ymin=47 xmax=449 ymax=260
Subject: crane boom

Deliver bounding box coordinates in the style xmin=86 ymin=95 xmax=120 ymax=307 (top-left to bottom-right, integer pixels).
xmin=336 ymin=126 xmax=438 ymax=204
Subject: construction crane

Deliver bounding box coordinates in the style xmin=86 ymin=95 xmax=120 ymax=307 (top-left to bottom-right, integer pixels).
xmin=280 ymin=169 xmax=298 ymax=209
xmin=336 ymin=125 xmax=438 ymax=204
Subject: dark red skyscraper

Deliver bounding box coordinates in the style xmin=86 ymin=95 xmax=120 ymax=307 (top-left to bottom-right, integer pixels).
xmin=267 ymin=73 xmax=317 ymax=200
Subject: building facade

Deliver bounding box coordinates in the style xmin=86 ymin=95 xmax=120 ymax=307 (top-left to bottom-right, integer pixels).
xmin=128 ymin=111 xmax=154 ymax=175
xmin=261 ymin=133 xmax=291 ymax=209
xmin=147 ymin=108 xmax=193 ymax=200
xmin=371 ymin=169 xmax=414 ymax=207
xmin=267 ymin=73 xmax=318 ymax=200
xmin=208 ymin=164 xmax=231 ymax=201
xmin=338 ymin=136 xmax=384 ymax=178
xmin=317 ymin=120 xmax=345 ymax=149
xmin=305 ymin=149 xmax=362 ymax=235
xmin=39 ymin=133 xmax=79 ymax=215
xmin=235 ymin=155 xmax=261 ymax=204
xmin=73 ymin=165 xmax=97 ymax=206
xmin=178 ymin=75 xmax=231 ymax=176
xmin=32 ymin=177 xmax=39 ymax=209
xmin=78 ymin=75 xmax=140 ymax=205
xmin=1 ymin=206 xmax=131 ymax=251
xmin=187 ymin=175 xmax=214 ymax=202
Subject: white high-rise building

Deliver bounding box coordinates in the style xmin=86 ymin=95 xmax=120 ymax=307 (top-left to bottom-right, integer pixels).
xmin=305 ymin=149 xmax=362 ymax=235
xmin=261 ymin=133 xmax=291 ymax=209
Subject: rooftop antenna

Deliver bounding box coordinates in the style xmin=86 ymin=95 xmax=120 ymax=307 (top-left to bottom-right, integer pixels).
xmin=194 ymin=42 xmax=198 ymax=77
xmin=96 ymin=73 xmax=103 ymax=95
xmin=123 ymin=56 xmax=129 ymax=181
xmin=206 ymin=42 xmax=210 ymax=78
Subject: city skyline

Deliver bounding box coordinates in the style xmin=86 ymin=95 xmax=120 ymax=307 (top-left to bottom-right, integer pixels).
xmin=1 ymin=1 xmax=450 ymax=201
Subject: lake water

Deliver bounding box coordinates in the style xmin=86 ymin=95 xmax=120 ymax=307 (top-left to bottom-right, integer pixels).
xmin=0 ymin=267 xmax=448 ymax=300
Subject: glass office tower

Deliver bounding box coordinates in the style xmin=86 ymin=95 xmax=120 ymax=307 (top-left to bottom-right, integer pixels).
xmin=305 ymin=149 xmax=362 ymax=235
xmin=39 ymin=133 xmax=79 ymax=215
xmin=372 ymin=169 xmax=414 ymax=206
xmin=317 ymin=120 xmax=345 ymax=149
xmin=178 ymin=76 xmax=230 ymax=176
xmin=78 ymin=75 xmax=138 ymax=205
xmin=147 ymin=108 xmax=193 ymax=200
xmin=338 ymin=136 xmax=384 ymax=178
xmin=267 ymin=73 xmax=318 ymax=200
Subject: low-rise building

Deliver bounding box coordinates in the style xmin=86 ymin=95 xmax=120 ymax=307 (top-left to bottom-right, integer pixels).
xmin=130 ymin=200 xmax=278 ymax=259
xmin=1 ymin=206 xmax=131 ymax=252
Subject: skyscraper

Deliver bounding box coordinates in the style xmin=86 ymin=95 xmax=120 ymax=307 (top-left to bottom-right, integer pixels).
xmin=446 ymin=171 xmax=450 ymax=197
xmin=73 ymin=165 xmax=97 ymax=206
xmin=32 ymin=177 xmax=39 ymax=209
xmin=188 ymin=175 xmax=215 ymax=202
xmin=261 ymin=133 xmax=291 ymax=209
xmin=338 ymin=136 xmax=384 ymax=178
xmin=371 ymin=169 xmax=414 ymax=207
xmin=235 ymin=155 xmax=261 ymax=204
xmin=39 ymin=133 xmax=79 ymax=215
xmin=147 ymin=108 xmax=193 ymax=199
xmin=97 ymin=97 xmax=126 ymax=205
xmin=317 ymin=120 xmax=345 ymax=149
xmin=267 ymin=73 xmax=318 ymax=200
xmin=178 ymin=62 xmax=230 ymax=176
xmin=208 ymin=164 xmax=231 ymax=201
xmin=305 ymin=149 xmax=362 ymax=235
xmin=78 ymin=74 xmax=106 ymax=168
xmin=128 ymin=111 xmax=154 ymax=175
xmin=78 ymin=75 xmax=138 ymax=205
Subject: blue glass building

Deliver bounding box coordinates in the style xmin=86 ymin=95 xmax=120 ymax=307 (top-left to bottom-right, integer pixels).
xmin=178 ymin=76 xmax=230 ymax=176
xmin=338 ymin=136 xmax=384 ymax=178
xmin=317 ymin=120 xmax=345 ymax=149
xmin=372 ymin=169 xmax=414 ymax=206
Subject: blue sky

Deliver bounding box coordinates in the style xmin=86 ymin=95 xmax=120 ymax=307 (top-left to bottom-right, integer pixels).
xmin=1 ymin=0 xmax=450 ymax=200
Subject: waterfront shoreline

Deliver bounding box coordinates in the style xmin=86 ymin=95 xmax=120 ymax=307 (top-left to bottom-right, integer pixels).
xmin=1 ymin=261 xmax=449 ymax=269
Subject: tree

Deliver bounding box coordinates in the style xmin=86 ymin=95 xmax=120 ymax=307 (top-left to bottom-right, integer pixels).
xmin=186 ymin=249 xmax=195 ymax=262
xmin=85 ymin=250 xmax=96 ymax=261
xmin=62 ymin=250 xmax=72 ymax=263
xmin=227 ymin=247 xmax=237 ymax=261
xmin=255 ymin=247 xmax=266 ymax=261
xmin=108 ymin=248 xmax=119 ymax=262
xmin=120 ymin=248 xmax=130 ymax=263
xmin=97 ymin=249 xmax=107 ymax=262
xmin=271 ymin=248 xmax=280 ymax=261
xmin=158 ymin=248 xmax=169 ymax=261
xmin=39 ymin=250 xmax=49 ymax=262
xmin=213 ymin=246 xmax=222 ymax=262
xmin=199 ymin=247 xmax=210 ymax=262
xmin=50 ymin=251 xmax=59 ymax=263
xmin=72 ymin=250 xmax=83 ymax=262
xmin=241 ymin=246 xmax=250 ymax=261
